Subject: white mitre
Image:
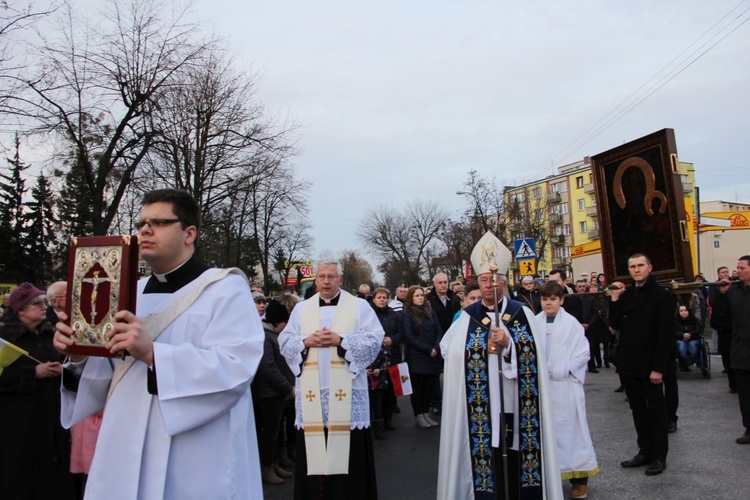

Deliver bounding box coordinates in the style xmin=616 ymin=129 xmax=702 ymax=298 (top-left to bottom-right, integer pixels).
xmin=470 ymin=231 xmax=512 ymax=275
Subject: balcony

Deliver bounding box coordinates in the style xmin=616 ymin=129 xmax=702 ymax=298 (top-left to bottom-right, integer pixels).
xmin=551 ymin=257 xmax=572 ymax=267
xmin=552 ymin=234 xmax=570 ymax=246
xmin=586 ymin=206 xmax=598 ymax=218
xmin=588 ymin=229 xmax=600 ymax=240
xmin=549 ymin=213 xmax=562 ymax=225
xmin=682 ymin=182 xmax=693 ymax=195
xmin=547 ymin=192 xmax=561 ymax=204
xmin=583 ymin=183 xmax=595 ymax=194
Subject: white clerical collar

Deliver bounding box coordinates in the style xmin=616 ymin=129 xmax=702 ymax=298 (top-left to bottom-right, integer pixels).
xmin=320 ymin=290 xmax=342 ymax=305
xmin=153 ymin=257 xmax=192 ymax=283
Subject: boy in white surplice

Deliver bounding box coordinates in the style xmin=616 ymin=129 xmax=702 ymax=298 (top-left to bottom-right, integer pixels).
xmin=536 ymin=281 xmax=599 ymax=500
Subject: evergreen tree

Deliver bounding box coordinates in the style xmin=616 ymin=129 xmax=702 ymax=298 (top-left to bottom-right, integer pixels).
xmin=0 ymin=135 xmax=28 ymax=282
xmin=25 ymin=175 xmax=59 ymax=283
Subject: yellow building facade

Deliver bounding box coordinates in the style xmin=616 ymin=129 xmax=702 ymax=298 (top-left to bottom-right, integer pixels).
xmin=504 ymin=159 xmax=698 ymax=285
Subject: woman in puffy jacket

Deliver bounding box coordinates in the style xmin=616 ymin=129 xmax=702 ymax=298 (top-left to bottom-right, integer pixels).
xmin=401 ymin=285 xmax=443 ymax=429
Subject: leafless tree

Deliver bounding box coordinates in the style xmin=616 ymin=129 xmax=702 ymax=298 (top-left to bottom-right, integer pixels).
xmin=246 ymin=160 xmax=310 ymax=292
xmin=0 ymin=1 xmax=59 ymax=121
xmin=339 ymin=249 xmax=374 ymax=293
xmin=357 ymin=199 xmax=449 ymax=285
xmin=434 ymin=218 xmax=473 ymax=279
xmin=274 ymin=216 xmax=314 ymax=289
xmin=17 ymin=0 xmax=210 ymax=235
xmin=145 ymin=46 xmax=297 ymax=223
xmin=505 ymin=186 xmax=550 ymax=273
xmin=457 ymin=169 xmax=506 ymax=245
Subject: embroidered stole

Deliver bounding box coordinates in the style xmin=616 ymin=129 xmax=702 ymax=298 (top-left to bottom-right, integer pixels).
xmin=107 ymin=268 xmax=238 ymax=400
xmin=463 ymin=300 xmax=544 ymax=500
xmin=300 ymin=291 xmax=357 ymax=475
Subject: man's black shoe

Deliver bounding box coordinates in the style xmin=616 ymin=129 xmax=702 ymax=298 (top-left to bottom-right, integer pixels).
xmin=737 ymin=432 xmax=750 ymax=444
xmin=614 ymin=385 xmax=625 ymax=393
xmin=589 ymin=368 xmax=599 ymax=373
xmin=621 ymin=454 xmax=650 ymax=468
xmin=730 ymin=388 xmax=737 ymax=394
xmin=645 ymin=460 xmax=666 ymax=475
xmin=667 ymin=422 xmax=677 ymax=433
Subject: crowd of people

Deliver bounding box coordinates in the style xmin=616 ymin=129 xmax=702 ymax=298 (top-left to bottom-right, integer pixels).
xmin=1 ymin=189 xmax=749 ymax=500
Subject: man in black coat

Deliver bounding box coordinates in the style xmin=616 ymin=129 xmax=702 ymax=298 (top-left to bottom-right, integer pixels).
xmin=709 ymin=266 xmax=737 ymax=393
xmin=609 ymin=253 xmax=675 ymax=476
xmin=711 ymin=255 xmax=750 ymax=444
xmin=426 ymin=272 xmax=460 ymax=415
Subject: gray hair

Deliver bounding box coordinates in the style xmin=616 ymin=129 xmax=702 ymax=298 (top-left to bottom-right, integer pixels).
xmin=433 ymin=272 xmax=448 ymax=283
xmin=47 ymin=281 xmax=67 ymax=299
xmin=316 ymin=259 xmax=342 ymax=275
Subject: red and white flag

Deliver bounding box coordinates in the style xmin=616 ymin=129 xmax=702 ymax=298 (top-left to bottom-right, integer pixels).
xmin=388 ymin=362 xmax=413 ymax=397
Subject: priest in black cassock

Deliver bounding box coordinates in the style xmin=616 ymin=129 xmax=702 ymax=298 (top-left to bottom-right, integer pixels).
xmin=279 ymin=259 xmax=384 ymax=500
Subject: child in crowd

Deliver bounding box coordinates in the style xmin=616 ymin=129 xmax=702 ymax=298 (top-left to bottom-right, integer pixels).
xmin=451 ymin=281 xmax=482 ymax=323
xmin=536 ymin=281 xmax=599 ymax=499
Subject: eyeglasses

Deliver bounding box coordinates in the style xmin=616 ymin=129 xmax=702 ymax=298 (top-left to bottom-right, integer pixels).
xmin=136 ymin=218 xmax=183 ymax=231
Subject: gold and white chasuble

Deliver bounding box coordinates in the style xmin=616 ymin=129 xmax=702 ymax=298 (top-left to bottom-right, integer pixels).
xmin=279 ymin=291 xmax=384 ymax=476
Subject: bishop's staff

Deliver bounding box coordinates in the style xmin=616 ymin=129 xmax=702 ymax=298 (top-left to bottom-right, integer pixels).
xmin=488 ymin=258 xmax=511 ymax=500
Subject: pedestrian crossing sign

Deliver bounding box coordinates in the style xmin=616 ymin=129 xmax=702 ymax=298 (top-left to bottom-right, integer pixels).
xmin=514 ymin=238 xmax=536 ymax=259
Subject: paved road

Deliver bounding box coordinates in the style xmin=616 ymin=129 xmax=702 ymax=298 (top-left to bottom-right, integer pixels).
xmin=263 ymin=352 xmax=749 ymax=499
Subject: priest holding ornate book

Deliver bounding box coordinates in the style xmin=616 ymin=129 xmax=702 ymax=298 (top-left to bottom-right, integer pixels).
xmin=438 ymin=231 xmax=562 ymax=500
xmin=53 ymin=189 xmax=265 ymax=499
xmin=279 ymin=259 xmax=384 ymax=500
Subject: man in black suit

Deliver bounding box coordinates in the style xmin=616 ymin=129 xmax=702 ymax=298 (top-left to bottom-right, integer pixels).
xmin=609 ymin=253 xmax=675 ymax=476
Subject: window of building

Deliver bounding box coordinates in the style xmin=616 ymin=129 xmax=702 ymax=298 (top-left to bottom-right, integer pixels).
xmin=534 ymin=208 xmax=544 ymax=220
xmin=553 ymin=224 xmax=570 ymax=236
xmin=550 ymin=180 xmax=568 ymax=193
xmin=554 ymin=246 xmax=571 ymax=258
xmin=576 ymin=176 xmax=584 ymax=188
xmin=593 ymin=219 xmax=599 ymax=230
xmin=591 ymin=196 xmax=596 ymax=207
xmin=531 ymin=187 xmax=542 ymax=199
xmin=551 ymin=202 xmax=569 ymax=215
xmin=580 ymin=221 xmax=587 ymax=233
xmin=577 ymin=199 xmax=585 ymax=211
xmin=680 ymin=174 xmax=689 ymax=184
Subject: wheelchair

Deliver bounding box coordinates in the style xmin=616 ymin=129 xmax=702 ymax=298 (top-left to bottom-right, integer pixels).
xmin=676 ymin=337 xmax=711 ymax=379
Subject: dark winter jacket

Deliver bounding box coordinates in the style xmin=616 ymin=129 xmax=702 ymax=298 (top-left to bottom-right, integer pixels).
xmin=0 ymin=317 xmax=75 ymax=499
xmin=402 ymin=308 xmax=443 ymax=375
xmin=609 ymin=274 xmax=676 ymax=377
xmin=371 ymin=302 xmax=403 ymax=364
xmin=427 ymin=290 xmax=461 ymax=336
xmin=252 ymin=322 xmax=295 ymax=400
xmin=711 ymin=283 xmax=750 ymax=370
xmin=514 ymin=288 xmax=541 ymax=315
xmin=674 ymin=313 xmax=701 ymax=341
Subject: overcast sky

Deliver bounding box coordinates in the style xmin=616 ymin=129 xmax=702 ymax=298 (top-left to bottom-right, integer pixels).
xmin=193 ymin=1 xmax=750 ymax=264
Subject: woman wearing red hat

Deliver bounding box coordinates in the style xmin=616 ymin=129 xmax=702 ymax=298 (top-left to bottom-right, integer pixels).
xmin=0 ymin=283 xmax=76 ymax=499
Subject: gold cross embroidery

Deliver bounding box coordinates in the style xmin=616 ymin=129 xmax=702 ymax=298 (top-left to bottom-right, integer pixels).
xmin=335 ymin=389 xmax=347 ymax=401
xmin=305 ymin=390 xmax=316 ymax=402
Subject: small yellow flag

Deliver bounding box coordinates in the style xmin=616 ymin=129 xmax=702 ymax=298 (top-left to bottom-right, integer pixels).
xmin=0 ymin=338 xmax=28 ymax=375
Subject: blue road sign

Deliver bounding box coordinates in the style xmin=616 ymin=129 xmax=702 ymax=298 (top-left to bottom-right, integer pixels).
xmin=514 ymin=238 xmax=536 ymax=259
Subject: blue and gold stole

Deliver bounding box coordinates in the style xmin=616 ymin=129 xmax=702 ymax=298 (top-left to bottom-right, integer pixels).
xmin=463 ymin=299 xmax=543 ymax=500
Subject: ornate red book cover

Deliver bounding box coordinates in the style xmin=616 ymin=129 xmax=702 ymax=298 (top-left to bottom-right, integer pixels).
xmin=65 ymin=235 xmax=139 ymax=357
